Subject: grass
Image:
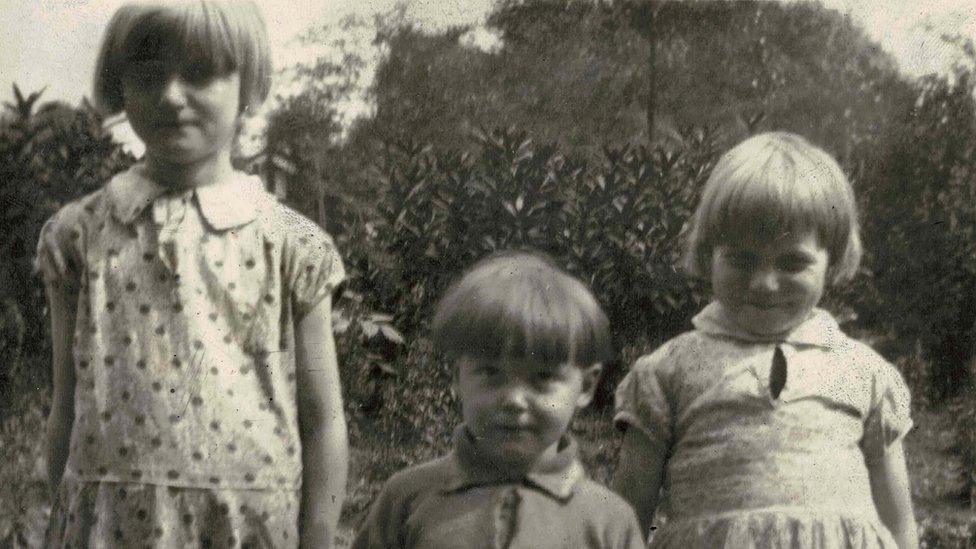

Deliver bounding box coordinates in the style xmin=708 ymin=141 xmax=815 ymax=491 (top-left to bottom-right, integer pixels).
xmin=3 ymin=362 xmax=975 ymax=548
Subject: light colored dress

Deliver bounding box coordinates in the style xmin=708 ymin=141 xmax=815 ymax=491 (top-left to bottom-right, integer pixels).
xmin=615 ymin=302 xmax=912 ymax=548
xmin=38 ymin=165 xmax=344 ymax=547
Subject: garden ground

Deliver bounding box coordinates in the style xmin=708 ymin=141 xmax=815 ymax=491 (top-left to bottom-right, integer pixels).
xmin=2 ymin=356 xmax=974 ymax=548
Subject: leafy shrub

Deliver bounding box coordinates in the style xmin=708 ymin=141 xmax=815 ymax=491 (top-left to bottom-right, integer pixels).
xmin=0 ymin=298 xmax=26 ymax=416
xmin=328 ymin=126 xmax=719 ymax=444
xmin=360 ymin=127 xmax=717 ymax=340
xmin=333 ymin=287 xmax=405 ymax=436
xmin=857 ymin=60 xmax=976 ymax=400
xmin=958 ymin=395 xmax=976 ymax=509
xmin=854 ymin=49 xmax=976 ymax=505
xmin=0 ymin=88 xmax=132 ymax=381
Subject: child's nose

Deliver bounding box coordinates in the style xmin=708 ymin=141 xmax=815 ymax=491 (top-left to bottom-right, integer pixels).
xmin=160 ymin=76 xmax=189 ymax=105
xmin=748 ymin=268 xmax=779 ymax=292
xmin=498 ymin=381 xmax=530 ymax=410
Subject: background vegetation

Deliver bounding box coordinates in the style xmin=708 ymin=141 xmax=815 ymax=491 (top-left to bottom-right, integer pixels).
xmin=1 ymin=0 xmax=974 ymax=546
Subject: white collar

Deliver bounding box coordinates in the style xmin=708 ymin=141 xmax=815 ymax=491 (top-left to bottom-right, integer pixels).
xmin=106 ymin=164 xmax=268 ymax=230
xmin=692 ymin=301 xmax=844 ymax=348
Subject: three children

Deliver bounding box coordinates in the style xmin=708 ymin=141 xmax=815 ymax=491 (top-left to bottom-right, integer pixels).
xmin=36 ymin=2 xmax=917 ymax=548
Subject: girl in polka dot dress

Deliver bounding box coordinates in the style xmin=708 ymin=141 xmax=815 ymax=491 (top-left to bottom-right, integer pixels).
xmin=36 ymin=2 xmax=347 ymax=547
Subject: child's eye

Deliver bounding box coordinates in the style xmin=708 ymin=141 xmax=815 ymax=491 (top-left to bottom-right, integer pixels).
xmin=125 ymin=61 xmax=168 ymax=85
xmin=777 ymin=255 xmax=813 ymax=273
xmin=179 ymin=63 xmax=217 ymax=86
xmin=533 ymin=370 xmax=561 ymax=385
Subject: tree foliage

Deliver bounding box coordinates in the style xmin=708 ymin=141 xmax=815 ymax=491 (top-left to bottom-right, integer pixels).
xmin=358 ymin=0 xmax=913 ymax=158
xmin=0 ymin=88 xmax=133 ymax=387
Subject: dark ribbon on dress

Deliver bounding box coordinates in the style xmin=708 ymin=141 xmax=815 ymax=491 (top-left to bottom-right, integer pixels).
xmin=770 ymin=345 xmax=787 ymax=399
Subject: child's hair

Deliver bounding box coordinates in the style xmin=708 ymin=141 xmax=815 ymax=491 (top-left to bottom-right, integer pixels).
xmin=93 ymin=0 xmax=272 ymax=115
xmin=432 ymin=250 xmax=613 ymax=368
xmin=682 ymin=131 xmax=862 ymax=284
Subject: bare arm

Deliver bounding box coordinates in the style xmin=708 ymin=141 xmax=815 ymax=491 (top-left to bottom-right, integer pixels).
xmin=45 ymin=283 xmax=77 ymax=497
xmin=868 ymin=441 xmax=918 ymax=549
xmin=612 ymin=428 xmax=668 ymax=540
xmin=296 ymin=294 xmax=348 ymax=549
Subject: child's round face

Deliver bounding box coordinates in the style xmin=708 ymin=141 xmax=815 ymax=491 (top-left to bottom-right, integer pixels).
xmin=121 ymin=61 xmax=241 ymax=169
xmin=711 ymin=229 xmax=829 ymax=337
xmin=454 ymin=355 xmax=597 ymax=470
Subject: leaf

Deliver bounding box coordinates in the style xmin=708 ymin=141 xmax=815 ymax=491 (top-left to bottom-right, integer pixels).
xmin=374 ymin=361 xmax=399 ymax=376
xmin=380 ymin=325 xmax=405 ymax=344
xmin=361 ymin=321 xmax=379 ymax=339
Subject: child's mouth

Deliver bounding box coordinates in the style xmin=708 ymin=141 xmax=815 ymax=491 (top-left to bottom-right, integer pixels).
xmin=495 ymin=424 xmax=531 ymax=435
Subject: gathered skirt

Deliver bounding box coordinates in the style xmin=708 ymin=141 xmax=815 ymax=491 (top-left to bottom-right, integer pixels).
xmin=46 ymin=478 xmax=300 ymax=548
xmin=649 ymin=508 xmax=899 ymax=549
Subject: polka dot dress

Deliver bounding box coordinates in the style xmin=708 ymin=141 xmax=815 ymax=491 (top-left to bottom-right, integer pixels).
xmin=49 ymin=479 xmax=299 ymax=548
xmin=38 ymin=166 xmax=344 ymax=547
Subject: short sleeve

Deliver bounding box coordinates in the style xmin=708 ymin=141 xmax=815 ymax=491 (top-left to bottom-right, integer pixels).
xmin=613 ymin=345 xmax=675 ymax=449
xmin=281 ymin=213 xmax=346 ymax=319
xmin=606 ymin=499 xmax=644 ymax=549
xmin=350 ymin=478 xmax=409 ymax=549
xmin=860 ymin=361 xmax=913 ymax=464
xmin=35 ymin=202 xmax=86 ymax=291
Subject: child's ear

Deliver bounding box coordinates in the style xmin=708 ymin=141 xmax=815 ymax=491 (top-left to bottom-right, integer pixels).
xmin=575 ymin=363 xmax=603 ymax=409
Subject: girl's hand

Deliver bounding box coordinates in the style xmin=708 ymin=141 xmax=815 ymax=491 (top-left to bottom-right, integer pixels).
xmin=868 ymin=441 xmax=918 ymax=549
xmin=612 ymin=428 xmax=668 ymax=540
xmin=45 ymin=283 xmax=77 ymax=495
xmin=299 ymin=520 xmax=332 ymax=549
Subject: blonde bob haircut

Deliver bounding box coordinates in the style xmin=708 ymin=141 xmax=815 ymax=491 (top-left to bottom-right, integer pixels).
xmin=432 ymin=250 xmax=613 ymax=369
xmin=683 ymin=132 xmax=862 ymax=285
xmin=93 ymin=0 xmax=272 ymax=115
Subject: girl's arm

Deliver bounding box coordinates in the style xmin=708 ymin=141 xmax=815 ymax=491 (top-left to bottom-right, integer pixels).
xmin=868 ymin=440 xmax=918 ymax=549
xmin=295 ymin=294 xmax=348 ymax=549
xmin=45 ymin=283 xmax=77 ymax=497
xmin=612 ymin=428 xmax=668 ymax=540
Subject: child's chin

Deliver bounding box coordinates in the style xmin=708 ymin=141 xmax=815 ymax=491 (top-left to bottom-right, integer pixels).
xmin=484 ymin=441 xmax=543 ymax=469
xmin=740 ymin=312 xmax=804 ymax=337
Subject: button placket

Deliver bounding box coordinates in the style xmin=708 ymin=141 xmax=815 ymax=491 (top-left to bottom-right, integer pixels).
xmin=152 ymin=192 xmax=190 ymax=276
xmin=492 ymin=486 xmax=521 ymax=549
xmin=769 ymin=345 xmax=788 ymax=403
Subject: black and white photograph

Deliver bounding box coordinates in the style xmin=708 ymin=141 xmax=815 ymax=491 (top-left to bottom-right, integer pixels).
xmin=1 ymin=0 xmax=975 ymax=547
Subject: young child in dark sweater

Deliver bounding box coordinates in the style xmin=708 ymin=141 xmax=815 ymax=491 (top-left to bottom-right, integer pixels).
xmin=353 ymin=251 xmax=642 ymax=549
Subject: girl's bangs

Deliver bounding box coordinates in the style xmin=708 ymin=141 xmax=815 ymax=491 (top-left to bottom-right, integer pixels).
xmin=120 ymin=3 xmax=238 ymax=76
xmin=710 ymin=155 xmax=834 ymax=246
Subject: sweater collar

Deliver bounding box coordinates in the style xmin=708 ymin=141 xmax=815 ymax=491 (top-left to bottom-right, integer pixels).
xmin=441 ymin=425 xmax=585 ymax=501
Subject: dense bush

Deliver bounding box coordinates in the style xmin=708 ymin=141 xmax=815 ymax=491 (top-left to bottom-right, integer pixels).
xmin=857 ymin=61 xmax=976 ymax=401
xmin=365 ymin=0 xmax=912 ymax=157
xmin=360 ymin=127 xmax=716 ymax=340
xmin=326 ymin=126 xmax=720 ymax=437
xmin=0 ymin=89 xmax=132 ymax=391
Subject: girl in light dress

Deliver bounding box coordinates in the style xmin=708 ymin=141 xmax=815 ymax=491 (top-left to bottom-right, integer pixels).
xmin=613 ymin=132 xmax=918 ymax=548
xmin=38 ymin=2 xmax=347 ymax=546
